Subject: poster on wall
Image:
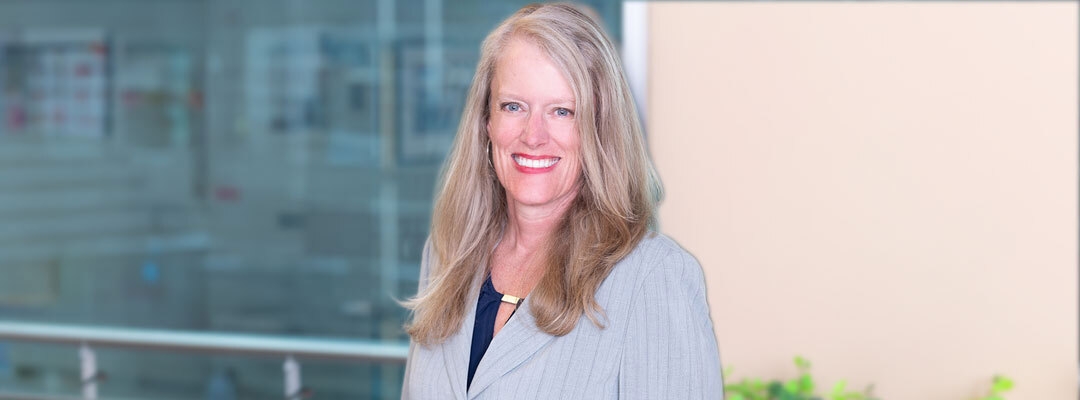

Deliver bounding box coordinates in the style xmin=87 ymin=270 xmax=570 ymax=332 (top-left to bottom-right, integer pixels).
xmin=0 ymin=264 xmax=60 ymax=307
xmin=245 ymin=27 xmax=323 ymax=137
xmin=114 ymin=43 xmax=194 ymax=148
xmin=245 ymin=27 xmax=380 ymax=166
xmin=318 ymin=28 xmax=379 ymax=166
xmin=21 ymin=29 xmax=109 ymax=138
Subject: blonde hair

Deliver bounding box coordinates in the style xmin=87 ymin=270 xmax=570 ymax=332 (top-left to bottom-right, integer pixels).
xmin=405 ymin=2 xmax=662 ymax=346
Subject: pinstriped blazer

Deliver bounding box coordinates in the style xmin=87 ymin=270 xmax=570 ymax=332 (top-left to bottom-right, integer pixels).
xmin=401 ymin=232 xmax=724 ymax=400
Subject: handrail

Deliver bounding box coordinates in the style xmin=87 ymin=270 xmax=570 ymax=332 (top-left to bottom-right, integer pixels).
xmin=0 ymin=321 xmax=409 ymax=363
xmin=0 ymin=391 xmax=94 ymax=400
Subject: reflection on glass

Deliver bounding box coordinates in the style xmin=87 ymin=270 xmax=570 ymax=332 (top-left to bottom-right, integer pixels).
xmin=0 ymin=0 xmax=624 ymax=398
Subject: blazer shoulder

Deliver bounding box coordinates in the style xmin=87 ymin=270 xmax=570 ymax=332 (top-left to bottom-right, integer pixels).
xmin=611 ymin=232 xmax=705 ymax=290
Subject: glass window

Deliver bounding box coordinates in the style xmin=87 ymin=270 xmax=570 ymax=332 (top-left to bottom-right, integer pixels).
xmin=0 ymin=1 xmax=626 ymax=398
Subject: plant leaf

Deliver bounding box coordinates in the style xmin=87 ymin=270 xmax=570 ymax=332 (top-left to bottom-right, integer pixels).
xmin=799 ymin=374 xmax=815 ymax=395
xmin=831 ymin=380 xmax=847 ymax=397
xmin=768 ymin=381 xmax=785 ymax=397
xmin=992 ymin=375 xmax=1014 ymax=392
xmin=794 ymin=355 xmax=812 ymax=371
xmin=784 ymin=379 xmax=801 ymax=394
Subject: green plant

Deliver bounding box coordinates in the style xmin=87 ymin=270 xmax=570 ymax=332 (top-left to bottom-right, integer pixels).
xmin=975 ymin=375 xmax=1014 ymax=400
xmin=724 ymin=356 xmax=877 ymax=400
xmin=723 ymin=356 xmax=1014 ymax=400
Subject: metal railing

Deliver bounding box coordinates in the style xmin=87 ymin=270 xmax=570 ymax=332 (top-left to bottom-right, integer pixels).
xmin=0 ymin=320 xmax=410 ymax=400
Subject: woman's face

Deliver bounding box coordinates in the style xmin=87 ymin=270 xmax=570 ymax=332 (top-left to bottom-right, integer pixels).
xmin=487 ymin=37 xmax=581 ymax=213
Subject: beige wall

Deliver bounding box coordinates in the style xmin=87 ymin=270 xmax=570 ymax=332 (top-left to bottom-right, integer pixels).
xmin=647 ymin=2 xmax=1078 ymax=399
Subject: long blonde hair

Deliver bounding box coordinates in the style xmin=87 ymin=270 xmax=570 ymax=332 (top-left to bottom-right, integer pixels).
xmin=405 ymin=2 xmax=662 ymax=346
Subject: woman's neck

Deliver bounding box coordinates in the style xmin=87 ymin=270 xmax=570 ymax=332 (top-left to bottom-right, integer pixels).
xmin=502 ymin=194 xmax=575 ymax=254
xmin=492 ymin=195 xmax=575 ymax=296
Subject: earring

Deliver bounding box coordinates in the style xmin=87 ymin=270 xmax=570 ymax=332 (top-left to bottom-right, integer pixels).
xmin=487 ymin=142 xmax=494 ymax=169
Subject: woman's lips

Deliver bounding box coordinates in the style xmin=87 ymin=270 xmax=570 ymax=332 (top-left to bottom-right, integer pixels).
xmin=512 ymin=153 xmax=560 ymax=173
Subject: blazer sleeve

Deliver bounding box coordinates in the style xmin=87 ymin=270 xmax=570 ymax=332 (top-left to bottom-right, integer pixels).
xmin=401 ymin=238 xmax=432 ymax=400
xmin=618 ymin=246 xmax=725 ymax=399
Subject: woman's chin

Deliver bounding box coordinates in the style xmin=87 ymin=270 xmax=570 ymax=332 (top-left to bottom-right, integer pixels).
xmin=507 ymin=190 xmax=577 ymax=211
xmin=510 ymin=196 xmax=557 ymax=208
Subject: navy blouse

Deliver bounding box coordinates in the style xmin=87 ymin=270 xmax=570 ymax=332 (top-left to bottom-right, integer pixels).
xmin=467 ymin=276 xmax=517 ymax=389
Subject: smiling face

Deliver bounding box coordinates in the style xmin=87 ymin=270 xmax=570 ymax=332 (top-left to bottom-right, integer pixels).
xmin=487 ymin=37 xmax=582 ymax=214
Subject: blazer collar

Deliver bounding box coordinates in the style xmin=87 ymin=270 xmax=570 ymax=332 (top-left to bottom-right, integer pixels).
xmin=466 ymin=296 xmax=555 ymax=398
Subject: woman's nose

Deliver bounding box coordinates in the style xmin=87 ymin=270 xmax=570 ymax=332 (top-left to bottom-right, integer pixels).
xmin=521 ymin=112 xmax=549 ymax=147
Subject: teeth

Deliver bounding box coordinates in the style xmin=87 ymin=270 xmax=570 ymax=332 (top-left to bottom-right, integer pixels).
xmin=513 ymin=155 xmax=560 ymax=169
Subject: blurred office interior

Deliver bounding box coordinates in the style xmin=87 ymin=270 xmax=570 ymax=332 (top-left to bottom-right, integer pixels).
xmin=0 ymin=1 xmax=1077 ymax=399
xmin=0 ymin=0 xmax=628 ymax=398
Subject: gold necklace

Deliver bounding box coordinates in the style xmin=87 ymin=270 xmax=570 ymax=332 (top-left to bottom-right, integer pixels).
xmin=491 ymin=245 xmax=541 ymax=306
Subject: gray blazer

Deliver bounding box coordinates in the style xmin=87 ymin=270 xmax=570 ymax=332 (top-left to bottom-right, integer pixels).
xmin=402 ymin=232 xmax=724 ymax=399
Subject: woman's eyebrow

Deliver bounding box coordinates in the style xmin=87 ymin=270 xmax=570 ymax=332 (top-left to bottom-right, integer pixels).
xmin=493 ymin=92 xmax=576 ymax=106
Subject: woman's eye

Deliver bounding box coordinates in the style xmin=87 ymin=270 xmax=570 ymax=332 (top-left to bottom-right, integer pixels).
xmin=555 ymin=108 xmax=574 ymax=117
xmin=503 ymin=103 xmax=521 ymax=112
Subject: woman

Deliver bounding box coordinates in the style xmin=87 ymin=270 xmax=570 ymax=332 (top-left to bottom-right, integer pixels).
xmin=402 ymin=3 xmax=723 ymax=399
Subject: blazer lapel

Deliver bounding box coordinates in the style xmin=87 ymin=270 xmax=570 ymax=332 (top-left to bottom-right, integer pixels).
xmin=466 ymin=298 xmax=555 ymax=398
xmin=441 ymin=286 xmax=478 ymax=400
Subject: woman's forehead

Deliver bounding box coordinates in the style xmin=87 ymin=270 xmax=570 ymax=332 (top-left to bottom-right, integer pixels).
xmin=490 ymin=37 xmax=575 ymax=102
